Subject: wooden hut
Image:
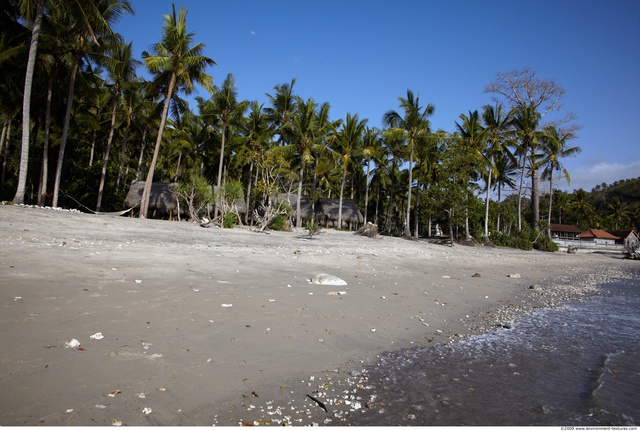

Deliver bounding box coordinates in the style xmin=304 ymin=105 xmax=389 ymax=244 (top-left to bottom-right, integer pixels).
xmin=124 ymin=180 xmax=182 ymax=219
xmin=315 ymin=198 xmax=364 ymax=230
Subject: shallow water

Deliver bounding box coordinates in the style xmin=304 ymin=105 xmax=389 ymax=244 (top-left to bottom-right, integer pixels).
xmin=347 ymin=276 xmax=640 ymax=426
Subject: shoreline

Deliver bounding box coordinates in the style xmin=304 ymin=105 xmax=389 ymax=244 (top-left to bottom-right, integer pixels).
xmin=0 ymin=204 xmax=637 ymax=426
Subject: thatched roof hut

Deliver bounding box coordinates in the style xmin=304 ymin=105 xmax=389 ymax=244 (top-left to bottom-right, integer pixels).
xmin=275 ymin=193 xmax=313 ymax=222
xmin=125 ymin=180 xmax=181 ymax=218
xmin=315 ymin=198 xmax=364 ymax=229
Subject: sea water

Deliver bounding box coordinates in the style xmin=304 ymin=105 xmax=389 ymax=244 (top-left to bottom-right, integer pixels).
xmin=347 ymin=276 xmax=640 ymax=426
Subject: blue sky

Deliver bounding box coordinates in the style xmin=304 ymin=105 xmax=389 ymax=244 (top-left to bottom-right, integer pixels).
xmin=114 ymin=0 xmax=640 ymax=194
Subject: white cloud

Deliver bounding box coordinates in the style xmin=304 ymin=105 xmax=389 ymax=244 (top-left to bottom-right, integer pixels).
xmin=562 ymin=159 xmax=640 ymax=192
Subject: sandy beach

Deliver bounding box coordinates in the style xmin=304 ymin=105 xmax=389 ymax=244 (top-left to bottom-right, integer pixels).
xmin=0 ymin=204 xmax=637 ymax=426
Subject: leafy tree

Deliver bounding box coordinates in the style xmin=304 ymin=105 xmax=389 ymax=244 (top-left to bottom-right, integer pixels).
xmin=139 ymin=4 xmax=215 ymax=218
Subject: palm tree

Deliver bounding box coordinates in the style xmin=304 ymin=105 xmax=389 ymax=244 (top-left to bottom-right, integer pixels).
xmin=606 ymin=196 xmax=631 ymax=230
xmin=568 ymin=189 xmax=595 ymax=229
xmin=95 ymin=36 xmax=140 ymax=211
xmin=491 ymin=147 xmax=518 ymax=232
xmin=454 ymin=110 xmax=487 ymax=240
xmin=361 ymin=127 xmax=382 ymax=224
xmin=50 ymin=0 xmax=134 ymax=208
xmin=199 ymin=73 xmax=247 ymax=219
xmin=265 ymin=78 xmax=297 ymax=146
xmin=236 ymin=101 xmax=273 ymax=224
xmin=511 ymin=102 xmax=542 ymax=231
xmin=330 ymin=113 xmax=367 ymax=229
xmin=280 ymin=97 xmax=333 ymax=228
xmin=383 ymin=90 xmax=435 ymax=237
xmin=12 ymin=0 xmax=45 ymax=204
xmin=139 ymin=4 xmax=215 ymax=218
xmin=481 ymin=103 xmax=513 ymax=239
xmin=539 ymin=125 xmax=580 ymax=236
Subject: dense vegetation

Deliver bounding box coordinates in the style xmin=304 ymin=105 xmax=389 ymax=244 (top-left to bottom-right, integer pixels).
xmin=1 ymin=1 xmax=637 ymax=246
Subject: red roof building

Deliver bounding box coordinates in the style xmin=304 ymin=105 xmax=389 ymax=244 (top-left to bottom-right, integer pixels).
xmin=578 ymin=229 xmax=619 ymax=245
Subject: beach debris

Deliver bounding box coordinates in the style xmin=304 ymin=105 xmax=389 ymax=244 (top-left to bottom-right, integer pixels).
xmin=107 ymin=390 xmax=122 ymax=397
xmin=111 ymin=419 xmax=122 ymax=426
xmin=327 ymin=291 xmax=347 ymax=296
xmin=14 ymin=296 xmax=22 ymax=301
xmin=354 ymin=222 xmax=378 ymax=238
xmin=135 ymin=392 xmax=146 ymax=399
xmin=221 ymin=303 xmax=233 ymax=307
xmin=65 ymin=339 xmax=81 ymax=349
xmin=306 ymin=394 xmax=328 ymax=412
xmin=567 ymin=245 xmax=577 ymax=254
xmin=507 ymin=273 xmax=521 ymax=278
xmin=135 ymin=280 xmax=142 ymax=284
xmin=142 ymin=407 xmax=153 ymax=415
xmin=309 ymin=274 xmax=347 ymax=285
xmin=90 ymin=332 xmax=104 ymax=340
xmin=95 ymin=404 xmax=107 ymax=409
xmin=65 ymin=409 xmax=74 ymax=414
xmin=472 ymin=273 xmax=481 ymax=278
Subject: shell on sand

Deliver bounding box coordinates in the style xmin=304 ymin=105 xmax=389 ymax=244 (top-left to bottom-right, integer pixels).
xmin=310 ymin=274 xmax=347 ymax=285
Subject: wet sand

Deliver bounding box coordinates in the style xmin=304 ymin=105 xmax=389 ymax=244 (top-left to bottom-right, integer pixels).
xmin=0 ymin=204 xmax=635 ymax=426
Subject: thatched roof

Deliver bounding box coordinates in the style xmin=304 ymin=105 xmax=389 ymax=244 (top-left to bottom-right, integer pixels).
xmin=124 ymin=181 xmax=178 ymax=214
xmin=315 ymin=198 xmax=363 ymax=224
xmin=275 ymin=194 xmax=313 ymax=219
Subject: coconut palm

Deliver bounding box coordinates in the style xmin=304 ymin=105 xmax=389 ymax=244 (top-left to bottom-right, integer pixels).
xmin=199 ymin=73 xmax=247 ymax=219
xmin=49 ymin=0 xmax=133 ymax=208
xmin=383 ymin=90 xmax=435 ymax=237
xmin=264 ymin=78 xmax=297 ymax=146
xmin=12 ymin=0 xmax=45 ymax=204
xmin=539 ymin=125 xmax=580 ymax=236
xmin=235 ymin=101 xmax=273 ymax=224
xmin=361 ymin=127 xmax=383 ymax=224
xmin=279 ymin=97 xmax=333 ymax=228
xmin=511 ymin=102 xmax=542 ymax=231
xmin=139 ymin=4 xmax=215 ymax=218
xmin=454 ymin=110 xmax=487 ymax=240
xmin=95 ymin=36 xmax=140 ymax=211
xmin=481 ymin=103 xmax=513 ymax=239
xmin=330 ymin=113 xmax=367 ymax=229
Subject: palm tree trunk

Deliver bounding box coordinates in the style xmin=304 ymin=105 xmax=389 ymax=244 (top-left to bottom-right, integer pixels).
xmin=13 ymin=0 xmax=45 ymax=204
xmin=140 ymin=73 xmax=176 ymax=218
xmin=96 ymin=100 xmax=118 ymax=211
xmin=244 ymin=160 xmax=253 ymax=225
xmin=484 ymin=163 xmax=493 ymax=240
xmin=338 ymin=166 xmax=346 ymax=229
xmin=1 ymin=116 xmax=13 ymax=186
xmin=214 ymin=122 xmax=227 ymax=220
xmin=37 ymin=71 xmax=54 ymax=207
xmin=89 ymin=131 xmax=97 ymax=166
xmin=116 ymin=123 xmax=130 ymax=188
xmin=547 ymin=172 xmax=554 ymax=237
xmin=52 ymin=56 xmax=80 ymax=208
xmin=136 ymin=129 xmax=147 ymax=181
xmin=531 ymin=165 xmax=540 ymax=229
xmin=295 ymin=164 xmax=304 ymax=228
xmin=517 ymin=153 xmax=526 ymax=232
xmin=364 ymin=159 xmax=371 ymax=224
xmin=413 ymin=179 xmax=420 ymax=239
xmin=404 ymin=149 xmax=413 ymax=237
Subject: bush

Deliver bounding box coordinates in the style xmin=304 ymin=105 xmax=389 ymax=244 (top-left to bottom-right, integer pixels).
xmin=223 ymin=212 xmax=237 ymax=229
xmin=269 ymin=215 xmax=289 ymax=231
xmin=534 ymin=234 xmax=559 ymax=252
